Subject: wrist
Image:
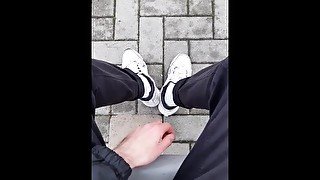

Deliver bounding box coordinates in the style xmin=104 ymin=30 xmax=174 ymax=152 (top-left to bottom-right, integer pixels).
xmin=114 ymin=147 xmax=136 ymax=169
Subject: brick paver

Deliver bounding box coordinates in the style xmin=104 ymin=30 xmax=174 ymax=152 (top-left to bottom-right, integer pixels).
xmin=92 ymin=0 xmax=228 ymax=155
xmin=214 ymin=0 xmax=228 ymax=39
xmin=140 ymin=0 xmax=187 ymax=16
xmin=115 ymin=0 xmax=138 ymax=39
xmin=109 ymin=115 xmax=162 ymax=149
xmin=95 ymin=115 xmax=111 ymax=143
xmin=95 ymin=106 xmax=111 ymax=115
xmin=112 ymin=101 xmax=136 ymax=114
xmin=190 ymin=40 xmax=228 ymax=62
xmin=163 ymin=143 xmax=190 ymax=155
xmin=92 ymin=41 xmax=138 ymax=64
xmin=189 ymin=0 xmax=212 ymax=15
xmin=165 ymin=17 xmax=213 ymax=39
xmin=164 ymin=115 xmax=209 ymax=141
xmin=92 ymin=0 xmax=114 ymax=17
xmin=92 ymin=18 xmax=113 ymax=40
xmin=139 ymin=17 xmax=163 ymax=63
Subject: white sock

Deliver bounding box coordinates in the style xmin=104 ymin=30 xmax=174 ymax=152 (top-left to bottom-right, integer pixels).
xmin=138 ymin=74 xmax=151 ymax=98
xmin=164 ymin=82 xmax=177 ymax=107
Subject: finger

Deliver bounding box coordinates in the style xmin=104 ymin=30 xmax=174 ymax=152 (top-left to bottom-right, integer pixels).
xmin=147 ymin=120 xmax=162 ymax=127
xmin=159 ymin=122 xmax=174 ymax=134
xmin=158 ymin=133 xmax=175 ymax=153
xmin=150 ymin=120 xmax=162 ymax=125
xmin=154 ymin=120 xmax=162 ymax=124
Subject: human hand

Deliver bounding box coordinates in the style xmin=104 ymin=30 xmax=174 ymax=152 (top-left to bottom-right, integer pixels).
xmin=114 ymin=120 xmax=175 ymax=168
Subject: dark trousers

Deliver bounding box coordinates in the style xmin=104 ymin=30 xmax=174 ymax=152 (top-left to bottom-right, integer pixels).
xmin=91 ymin=58 xmax=228 ymax=180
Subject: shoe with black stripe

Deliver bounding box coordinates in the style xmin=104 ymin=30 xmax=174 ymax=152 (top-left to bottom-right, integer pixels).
xmin=158 ymin=54 xmax=192 ymax=116
xmin=121 ymin=48 xmax=160 ymax=107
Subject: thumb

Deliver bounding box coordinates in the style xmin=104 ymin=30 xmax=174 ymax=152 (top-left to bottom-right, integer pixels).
xmin=158 ymin=133 xmax=175 ymax=153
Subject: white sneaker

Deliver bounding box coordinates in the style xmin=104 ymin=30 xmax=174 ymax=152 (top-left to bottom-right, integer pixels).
xmin=121 ymin=48 xmax=160 ymax=107
xmin=158 ymin=53 xmax=192 ymax=116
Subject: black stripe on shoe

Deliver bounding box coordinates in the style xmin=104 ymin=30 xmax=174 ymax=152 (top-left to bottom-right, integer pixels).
xmin=161 ymin=82 xmax=177 ymax=110
xmin=140 ymin=74 xmax=155 ymax=101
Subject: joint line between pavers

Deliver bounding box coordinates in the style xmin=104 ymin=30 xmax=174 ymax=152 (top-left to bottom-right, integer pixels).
xmin=212 ymin=0 xmax=215 ymax=38
xmin=113 ymin=0 xmax=116 ymax=40
xmin=92 ymin=16 xmax=115 ymax=18
xmin=162 ymin=16 xmax=165 ymax=85
xmin=164 ymin=38 xmax=228 ymax=41
xmin=137 ymin=0 xmax=141 ymax=52
xmin=135 ymin=100 xmax=138 ymax=114
xmin=91 ymin=39 xmax=138 ymax=42
xmin=187 ymin=40 xmax=191 ymax=114
xmin=164 ymin=38 xmax=215 ymax=41
xmin=187 ymin=40 xmax=191 ymax=58
xmin=173 ymin=140 xmax=197 ymax=143
xmin=140 ymin=15 xmax=213 ymax=18
xmin=107 ymin=115 xmax=111 ymax=144
xmin=168 ymin=114 xmax=209 ymax=117
xmin=192 ymin=62 xmax=216 ymax=65
xmin=187 ymin=0 xmax=190 ymax=15
xmin=146 ymin=62 xmax=163 ymax=65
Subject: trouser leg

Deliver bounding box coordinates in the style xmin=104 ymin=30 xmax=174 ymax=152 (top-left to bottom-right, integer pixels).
xmin=173 ymin=58 xmax=228 ymax=115
xmin=91 ymin=59 xmax=145 ymax=108
xmin=91 ymin=59 xmax=145 ymax=147
xmin=174 ymin=58 xmax=228 ymax=180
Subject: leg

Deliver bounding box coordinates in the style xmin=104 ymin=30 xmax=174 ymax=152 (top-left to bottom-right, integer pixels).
xmin=91 ymin=49 xmax=161 ymax=147
xmin=173 ymin=58 xmax=228 ymax=179
xmin=92 ymin=49 xmax=160 ymax=109
xmin=173 ymin=58 xmax=228 ymax=113
xmin=91 ymin=59 xmax=145 ymax=147
xmin=92 ymin=59 xmax=144 ymax=108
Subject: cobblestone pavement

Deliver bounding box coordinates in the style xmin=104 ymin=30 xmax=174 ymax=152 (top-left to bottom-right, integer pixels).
xmin=92 ymin=0 xmax=228 ymax=154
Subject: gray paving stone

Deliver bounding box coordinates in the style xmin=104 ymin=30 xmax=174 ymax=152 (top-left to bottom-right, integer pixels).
xmin=92 ymin=0 xmax=114 ymax=16
xmin=137 ymin=100 xmax=162 ymax=115
xmin=140 ymin=0 xmax=187 ymax=16
xmin=191 ymin=63 xmax=213 ymax=74
xmin=190 ymin=40 xmax=228 ymax=63
xmin=112 ymin=101 xmax=136 ymax=114
xmin=164 ymin=41 xmax=188 ymax=79
xmin=190 ymin=142 xmax=196 ymax=150
xmin=95 ymin=106 xmax=111 ymax=115
xmin=137 ymin=101 xmax=189 ymax=115
xmin=95 ymin=115 xmax=110 ymax=142
xmin=189 ymin=108 xmax=209 ymax=115
xmin=109 ymin=115 xmax=162 ymax=149
xmin=214 ymin=0 xmax=228 ymax=39
xmin=92 ymin=41 xmax=138 ymax=64
xmin=148 ymin=65 xmax=163 ymax=89
xmin=165 ymin=17 xmax=213 ymax=39
xmin=92 ymin=18 xmax=113 ymax=40
xmin=115 ymin=0 xmax=138 ymax=39
xmin=164 ymin=115 xmax=209 ymax=141
xmin=139 ymin=17 xmax=163 ymax=63
xmin=189 ymin=0 xmax=212 ymax=15
xmin=163 ymin=143 xmax=190 ymax=155
xmin=175 ymin=108 xmax=190 ymax=115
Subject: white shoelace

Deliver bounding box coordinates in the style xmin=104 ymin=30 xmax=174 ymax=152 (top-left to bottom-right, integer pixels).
xmin=127 ymin=60 xmax=146 ymax=74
